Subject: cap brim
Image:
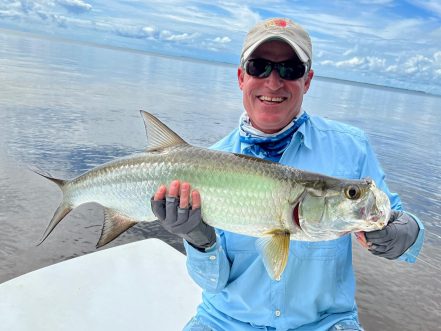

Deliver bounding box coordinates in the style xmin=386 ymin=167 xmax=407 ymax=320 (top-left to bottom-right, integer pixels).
xmin=241 ymin=36 xmax=309 ymax=64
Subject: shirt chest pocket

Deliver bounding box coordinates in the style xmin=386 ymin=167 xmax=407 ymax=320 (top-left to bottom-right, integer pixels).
xmin=224 ymin=232 xmax=257 ymax=254
xmin=290 ymin=236 xmax=349 ymax=260
xmin=333 ymin=168 xmax=359 ymax=180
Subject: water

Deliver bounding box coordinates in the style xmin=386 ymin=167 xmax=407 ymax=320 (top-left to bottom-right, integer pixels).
xmin=0 ymin=30 xmax=440 ymax=330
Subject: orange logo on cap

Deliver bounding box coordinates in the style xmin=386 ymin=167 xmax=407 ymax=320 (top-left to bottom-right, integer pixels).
xmin=265 ymin=18 xmax=288 ymax=29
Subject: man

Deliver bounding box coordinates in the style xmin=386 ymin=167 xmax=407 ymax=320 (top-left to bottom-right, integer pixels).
xmin=151 ymin=18 xmax=424 ymax=331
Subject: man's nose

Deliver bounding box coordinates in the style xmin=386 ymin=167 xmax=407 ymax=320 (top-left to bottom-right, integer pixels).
xmin=265 ymin=68 xmax=284 ymax=90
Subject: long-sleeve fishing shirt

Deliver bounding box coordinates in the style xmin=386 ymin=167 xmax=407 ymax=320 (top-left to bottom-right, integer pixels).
xmin=183 ymin=114 xmax=425 ymax=331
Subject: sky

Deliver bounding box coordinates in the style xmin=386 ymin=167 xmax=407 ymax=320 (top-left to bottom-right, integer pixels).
xmin=1 ymin=0 xmax=440 ymax=95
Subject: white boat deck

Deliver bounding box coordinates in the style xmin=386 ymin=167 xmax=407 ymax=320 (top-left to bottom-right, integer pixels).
xmin=0 ymin=239 xmax=202 ymax=330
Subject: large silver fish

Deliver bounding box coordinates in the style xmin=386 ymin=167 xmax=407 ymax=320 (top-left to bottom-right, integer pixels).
xmin=33 ymin=111 xmax=391 ymax=279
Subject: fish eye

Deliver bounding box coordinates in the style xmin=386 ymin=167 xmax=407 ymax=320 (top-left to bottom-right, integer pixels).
xmin=344 ymin=185 xmax=361 ymax=200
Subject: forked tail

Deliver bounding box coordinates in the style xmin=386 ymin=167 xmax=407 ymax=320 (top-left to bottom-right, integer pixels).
xmin=29 ymin=166 xmax=73 ymax=245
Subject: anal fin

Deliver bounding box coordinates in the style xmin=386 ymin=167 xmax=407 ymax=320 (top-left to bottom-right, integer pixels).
xmin=255 ymin=230 xmax=290 ymax=280
xmin=97 ymin=208 xmax=138 ymax=248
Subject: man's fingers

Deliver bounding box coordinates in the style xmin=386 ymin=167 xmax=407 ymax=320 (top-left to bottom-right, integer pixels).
xmin=154 ymin=185 xmax=167 ymax=201
xmin=154 ymin=181 xmax=201 ymax=210
xmin=192 ymin=190 xmax=201 ymax=209
xmin=168 ymin=180 xmax=180 ymax=197
xmin=180 ymin=182 xmax=190 ymax=208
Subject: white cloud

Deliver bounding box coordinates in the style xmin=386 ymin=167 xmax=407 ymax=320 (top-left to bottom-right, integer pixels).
xmin=114 ymin=25 xmax=153 ymax=39
xmin=343 ymin=47 xmax=357 ymax=56
xmin=403 ymin=54 xmax=433 ymax=74
xmin=319 ymin=60 xmax=334 ymax=66
xmin=336 ymin=57 xmax=365 ymax=68
xmin=142 ymin=26 xmax=155 ymax=37
xmin=407 ymin=0 xmax=441 ymax=17
xmin=159 ymin=30 xmax=197 ymax=42
xmin=433 ymin=51 xmax=441 ymax=65
xmin=386 ymin=65 xmax=398 ymax=72
xmin=56 ymin=0 xmax=92 ymax=14
xmin=366 ymin=56 xmax=386 ymax=70
xmin=213 ymin=36 xmax=231 ymax=44
xmin=359 ymin=0 xmax=394 ymax=4
xmin=378 ymin=18 xmax=426 ymax=40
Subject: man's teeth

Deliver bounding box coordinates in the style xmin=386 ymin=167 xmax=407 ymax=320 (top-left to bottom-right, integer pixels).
xmin=259 ymin=96 xmax=285 ymax=102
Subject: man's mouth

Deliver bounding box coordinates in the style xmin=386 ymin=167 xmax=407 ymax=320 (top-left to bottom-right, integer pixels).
xmin=258 ymin=95 xmax=287 ymax=104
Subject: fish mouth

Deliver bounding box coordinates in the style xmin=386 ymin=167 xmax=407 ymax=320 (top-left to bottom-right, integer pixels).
xmin=293 ymin=202 xmax=301 ymax=229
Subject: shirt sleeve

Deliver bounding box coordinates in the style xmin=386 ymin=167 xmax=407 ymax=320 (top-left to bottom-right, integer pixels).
xmin=398 ymin=212 xmax=425 ymax=263
xmin=184 ymin=230 xmax=231 ymax=293
xmin=359 ymin=135 xmax=424 ymax=262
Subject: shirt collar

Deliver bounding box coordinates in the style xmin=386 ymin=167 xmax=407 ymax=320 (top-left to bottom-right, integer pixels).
xmin=293 ymin=110 xmax=312 ymax=150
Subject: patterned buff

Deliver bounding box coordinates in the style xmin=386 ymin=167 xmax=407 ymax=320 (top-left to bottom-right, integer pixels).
xmin=239 ymin=111 xmax=309 ymax=162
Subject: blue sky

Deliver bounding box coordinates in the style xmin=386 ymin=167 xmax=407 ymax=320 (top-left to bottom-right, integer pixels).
xmin=1 ymin=0 xmax=440 ymax=95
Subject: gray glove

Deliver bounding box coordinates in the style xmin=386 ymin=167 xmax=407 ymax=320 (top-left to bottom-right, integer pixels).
xmin=365 ymin=210 xmax=419 ymax=260
xmin=151 ymin=196 xmax=216 ymax=251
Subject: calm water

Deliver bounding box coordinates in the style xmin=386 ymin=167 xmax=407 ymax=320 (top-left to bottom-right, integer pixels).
xmin=0 ymin=30 xmax=440 ymax=330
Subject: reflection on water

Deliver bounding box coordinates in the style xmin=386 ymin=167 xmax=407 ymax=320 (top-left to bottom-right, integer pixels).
xmin=0 ymin=31 xmax=440 ymax=330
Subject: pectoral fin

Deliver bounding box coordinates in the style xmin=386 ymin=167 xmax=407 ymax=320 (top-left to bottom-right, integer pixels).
xmin=97 ymin=208 xmax=138 ymax=248
xmin=255 ymin=230 xmax=290 ymax=280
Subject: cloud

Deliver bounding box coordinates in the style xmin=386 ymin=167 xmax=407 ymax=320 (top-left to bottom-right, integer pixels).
xmin=407 ymin=0 xmax=441 ymax=17
xmin=385 ymin=64 xmax=398 ymax=73
xmin=113 ymin=25 xmax=155 ymax=39
xmin=335 ymin=57 xmax=365 ymax=68
xmin=213 ymin=36 xmax=231 ymax=44
xmin=56 ymin=0 xmax=92 ymax=14
xmin=358 ymin=0 xmax=394 ymax=4
xmin=402 ymin=54 xmax=437 ymax=76
xmin=159 ymin=30 xmax=198 ymax=42
xmin=433 ymin=51 xmax=441 ymax=65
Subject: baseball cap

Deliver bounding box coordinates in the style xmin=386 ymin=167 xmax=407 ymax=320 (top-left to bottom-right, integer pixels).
xmin=240 ymin=18 xmax=312 ymax=67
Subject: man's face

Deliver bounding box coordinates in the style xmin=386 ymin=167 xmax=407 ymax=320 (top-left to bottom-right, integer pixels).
xmin=238 ymin=40 xmax=314 ymax=133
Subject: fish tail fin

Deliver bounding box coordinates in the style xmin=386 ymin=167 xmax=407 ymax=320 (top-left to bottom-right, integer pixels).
xmin=29 ymin=166 xmax=73 ymax=245
xmin=28 ymin=165 xmax=67 ymax=188
xmin=37 ymin=204 xmax=73 ymax=246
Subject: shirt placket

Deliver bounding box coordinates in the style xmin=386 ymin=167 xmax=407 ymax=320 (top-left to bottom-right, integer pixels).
xmin=270 ymin=273 xmax=286 ymax=329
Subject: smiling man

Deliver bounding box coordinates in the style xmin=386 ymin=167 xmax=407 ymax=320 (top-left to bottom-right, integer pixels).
xmin=151 ymin=18 xmax=424 ymax=330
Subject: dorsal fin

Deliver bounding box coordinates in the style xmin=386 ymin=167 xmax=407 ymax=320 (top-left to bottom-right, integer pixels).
xmin=140 ymin=110 xmax=188 ymax=151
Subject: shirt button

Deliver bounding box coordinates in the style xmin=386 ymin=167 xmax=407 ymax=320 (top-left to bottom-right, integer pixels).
xmin=209 ymin=255 xmax=216 ymax=260
xmin=275 ymin=310 xmax=281 ymax=317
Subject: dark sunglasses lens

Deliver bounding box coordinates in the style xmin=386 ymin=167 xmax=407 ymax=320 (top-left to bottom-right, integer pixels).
xmin=245 ymin=59 xmax=272 ymax=78
xmin=246 ymin=59 xmax=306 ymax=80
xmin=278 ymin=61 xmax=306 ymax=80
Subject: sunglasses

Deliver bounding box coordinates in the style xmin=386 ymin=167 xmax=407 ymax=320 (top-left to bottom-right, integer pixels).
xmin=244 ymin=58 xmax=307 ymax=81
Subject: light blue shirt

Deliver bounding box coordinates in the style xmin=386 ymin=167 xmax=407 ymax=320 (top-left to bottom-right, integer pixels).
xmin=184 ymin=115 xmax=424 ymax=331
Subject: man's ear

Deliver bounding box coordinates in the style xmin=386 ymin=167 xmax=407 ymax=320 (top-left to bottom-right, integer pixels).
xmin=303 ymin=69 xmax=314 ymax=94
xmin=238 ymin=66 xmax=245 ymax=90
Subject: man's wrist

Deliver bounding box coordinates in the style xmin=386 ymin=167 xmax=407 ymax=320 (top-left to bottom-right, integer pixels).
xmin=187 ymin=240 xmax=216 ymax=252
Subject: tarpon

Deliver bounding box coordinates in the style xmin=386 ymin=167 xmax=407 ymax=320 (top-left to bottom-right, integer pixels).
xmin=32 ymin=111 xmax=391 ymax=279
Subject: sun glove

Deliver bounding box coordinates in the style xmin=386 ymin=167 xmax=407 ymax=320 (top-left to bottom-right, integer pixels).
xmin=365 ymin=210 xmax=419 ymax=260
xmin=151 ymin=196 xmax=216 ymax=251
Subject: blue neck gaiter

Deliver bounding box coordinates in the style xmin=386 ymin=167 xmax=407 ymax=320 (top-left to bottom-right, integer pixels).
xmin=239 ymin=111 xmax=309 ymax=162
